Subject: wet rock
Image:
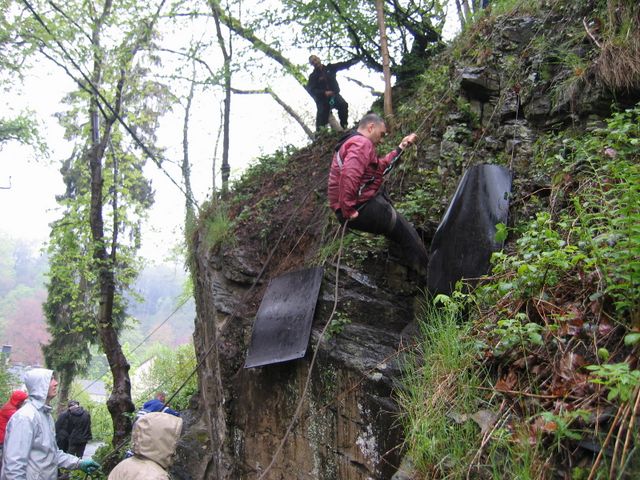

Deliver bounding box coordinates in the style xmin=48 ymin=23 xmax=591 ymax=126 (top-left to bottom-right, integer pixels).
xmin=499 ymin=16 xmax=538 ymax=50
xmin=458 ymin=66 xmax=500 ymax=101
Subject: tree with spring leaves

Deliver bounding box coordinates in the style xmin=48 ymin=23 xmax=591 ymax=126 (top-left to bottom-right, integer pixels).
xmin=10 ymin=0 xmax=171 ymax=453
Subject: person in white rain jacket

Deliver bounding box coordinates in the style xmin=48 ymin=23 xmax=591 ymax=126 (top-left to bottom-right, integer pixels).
xmin=108 ymin=412 xmax=182 ymax=480
xmin=1 ymin=368 xmax=99 ymax=479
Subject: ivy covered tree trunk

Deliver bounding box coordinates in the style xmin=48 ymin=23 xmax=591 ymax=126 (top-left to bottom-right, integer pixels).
xmin=86 ymin=0 xmax=135 ymax=452
xmin=87 ymin=103 xmax=135 ymax=450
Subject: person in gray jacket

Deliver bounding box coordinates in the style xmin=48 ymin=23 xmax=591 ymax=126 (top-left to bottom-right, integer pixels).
xmin=1 ymin=368 xmax=100 ymax=479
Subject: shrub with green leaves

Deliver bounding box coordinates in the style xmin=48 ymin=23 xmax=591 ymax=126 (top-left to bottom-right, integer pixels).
xmin=586 ymin=362 xmax=640 ymax=402
xmin=483 ymin=104 xmax=640 ymax=323
xmin=134 ymin=343 xmax=197 ymax=412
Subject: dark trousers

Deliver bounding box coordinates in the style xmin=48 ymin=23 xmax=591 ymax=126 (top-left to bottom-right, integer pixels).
xmin=336 ymin=193 xmax=428 ymax=276
xmin=315 ymin=94 xmax=349 ymax=130
xmin=68 ymin=442 xmax=87 ymax=458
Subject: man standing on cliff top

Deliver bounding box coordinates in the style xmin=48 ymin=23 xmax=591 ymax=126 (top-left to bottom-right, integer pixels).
xmin=307 ymin=54 xmax=359 ymax=131
xmin=327 ymin=112 xmax=428 ymax=278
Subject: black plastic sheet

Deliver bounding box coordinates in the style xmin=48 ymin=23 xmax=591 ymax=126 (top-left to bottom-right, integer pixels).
xmin=427 ymin=164 xmax=512 ymax=295
xmin=245 ymin=266 xmax=324 ymax=368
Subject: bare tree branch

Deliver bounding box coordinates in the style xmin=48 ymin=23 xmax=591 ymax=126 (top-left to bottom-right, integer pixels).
xmin=231 ymin=87 xmax=314 ymax=139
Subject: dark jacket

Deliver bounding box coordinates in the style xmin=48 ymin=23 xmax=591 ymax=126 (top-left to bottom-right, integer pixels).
xmin=56 ymin=406 xmax=92 ymax=448
xmin=307 ymin=58 xmax=358 ymax=102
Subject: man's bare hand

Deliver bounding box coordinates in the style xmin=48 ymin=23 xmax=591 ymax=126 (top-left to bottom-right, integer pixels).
xmin=349 ymin=211 xmax=359 ymax=220
xmin=399 ymin=133 xmax=417 ymax=150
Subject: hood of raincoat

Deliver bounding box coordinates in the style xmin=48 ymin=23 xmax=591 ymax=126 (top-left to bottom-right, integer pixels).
xmin=23 ymin=368 xmax=53 ymax=408
xmin=132 ymin=411 xmax=182 ymax=469
xmin=8 ymin=390 xmax=28 ymax=408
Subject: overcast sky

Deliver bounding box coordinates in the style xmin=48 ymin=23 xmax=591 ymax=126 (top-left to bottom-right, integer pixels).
xmin=0 ymin=56 xmax=381 ymax=262
xmin=0 ymin=3 xmax=458 ymax=263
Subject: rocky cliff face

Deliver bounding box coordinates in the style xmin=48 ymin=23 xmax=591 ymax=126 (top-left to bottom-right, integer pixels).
xmin=175 ymin=6 xmax=639 ymax=480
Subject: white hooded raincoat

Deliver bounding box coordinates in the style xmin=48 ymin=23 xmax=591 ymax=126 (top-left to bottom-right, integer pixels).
xmin=1 ymin=368 xmax=80 ymax=480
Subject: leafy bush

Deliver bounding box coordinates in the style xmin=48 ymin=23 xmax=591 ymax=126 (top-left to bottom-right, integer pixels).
xmin=484 ymin=104 xmax=640 ymax=323
xmin=133 ymin=343 xmax=197 ymax=412
xmin=231 ymin=145 xmax=299 ymax=193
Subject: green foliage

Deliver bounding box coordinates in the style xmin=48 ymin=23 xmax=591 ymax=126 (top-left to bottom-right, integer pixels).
xmin=202 ymin=206 xmax=235 ymax=251
xmin=231 ymin=145 xmax=298 ymax=193
xmin=483 ymin=105 xmax=640 ymax=322
xmin=489 ymin=0 xmax=531 ymax=16
xmin=325 ymin=312 xmax=351 ymax=338
xmin=486 ymin=212 xmax=587 ymax=299
xmin=586 ymin=363 xmax=640 ymax=402
xmin=492 ymin=313 xmax=544 ymax=357
xmin=0 ymin=113 xmax=46 ymax=153
xmin=0 ymin=362 xmax=19 ymax=404
xmin=133 ymin=343 xmax=197 ymax=411
xmin=538 ymin=410 xmax=590 ymax=451
xmin=394 ymin=169 xmax=445 ymax=226
xmin=266 ymin=0 xmax=446 ymax=75
xmin=397 ymin=65 xmax=451 ymax=125
xmin=398 ymin=297 xmax=482 ymax=477
xmin=494 ymin=222 xmax=508 ymax=243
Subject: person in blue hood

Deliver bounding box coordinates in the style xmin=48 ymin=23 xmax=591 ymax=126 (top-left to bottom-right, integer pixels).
xmin=140 ymin=392 xmax=179 ymax=418
xmin=0 ymin=368 xmax=100 ymax=479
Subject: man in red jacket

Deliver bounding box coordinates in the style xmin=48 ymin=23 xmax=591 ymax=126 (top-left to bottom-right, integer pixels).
xmin=328 ymin=112 xmax=428 ymax=277
xmin=0 ymin=390 xmax=28 ymax=470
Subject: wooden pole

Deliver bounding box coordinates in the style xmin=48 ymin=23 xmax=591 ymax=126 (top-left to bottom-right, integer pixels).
xmin=375 ymin=0 xmax=393 ymax=117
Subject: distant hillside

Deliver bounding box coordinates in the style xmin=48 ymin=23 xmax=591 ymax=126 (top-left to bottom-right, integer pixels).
xmin=0 ymin=234 xmax=194 ymax=365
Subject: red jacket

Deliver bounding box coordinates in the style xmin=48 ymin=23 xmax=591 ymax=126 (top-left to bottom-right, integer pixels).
xmin=328 ymin=133 xmax=400 ymax=219
xmin=0 ymin=390 xmax=28 ymax=444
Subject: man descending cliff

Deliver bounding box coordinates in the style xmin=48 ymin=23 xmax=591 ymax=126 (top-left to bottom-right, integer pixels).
xmin=328 ymin=112 xmax=429 ymax=278
xmin=307 ymin=54 xmax=359 ymax=131
xmin=108 ymin=412 xmax=182 ymax=480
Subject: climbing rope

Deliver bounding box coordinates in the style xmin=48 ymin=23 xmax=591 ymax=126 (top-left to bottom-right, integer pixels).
xmin=257 ymin=221 xmax=349 ymax=480
xmin=59 ymin=2 xmax=559 ymax=475
xmin=255 ymin=5 xmax=565 ymax=478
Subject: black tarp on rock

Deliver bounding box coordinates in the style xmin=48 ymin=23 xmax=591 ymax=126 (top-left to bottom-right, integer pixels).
xmin=427 ymin=164 xmax=512 ymax=294
xmin=245 ymin=266 xmax=324 ymax=368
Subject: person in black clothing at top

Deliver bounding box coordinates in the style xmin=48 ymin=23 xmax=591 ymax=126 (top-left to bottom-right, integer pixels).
xmin=55 ymin=400 xmax=92 ymax=458
xmin=307 ymin=54 xmax=359 ymax=131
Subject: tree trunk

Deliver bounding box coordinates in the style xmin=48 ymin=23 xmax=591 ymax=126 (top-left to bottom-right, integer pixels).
xmin=454 ymin=0 xmax=466 ymax=30
xmin=207 ymin=0 xmax=306 ymax=85
xmin=56 ymin=367 xmax=73 ymax=416
xmin=231 ymin=87 xmax=314 ymax=140
xmin=88 ymin=0 xmax=134 ymax=455
xmin=211 ymin=2 xmax=232 ymax=196
xmin=183 ymin=61 xmax=197 ymax=227
xmin=375 ymin=0 xmax=393 ymax=117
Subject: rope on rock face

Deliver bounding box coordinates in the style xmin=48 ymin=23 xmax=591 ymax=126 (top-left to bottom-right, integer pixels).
xmin=92 ymin=173 xmax=331 ymax=471
xmin=257 ymin=221 xmax=349 ymax=480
